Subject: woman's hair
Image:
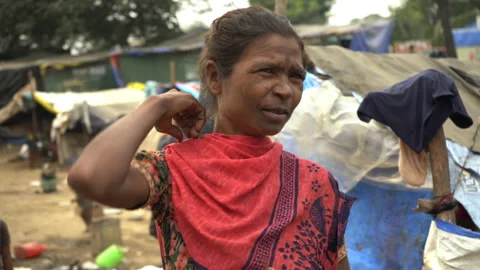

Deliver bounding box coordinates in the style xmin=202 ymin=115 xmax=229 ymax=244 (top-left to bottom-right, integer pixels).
xmin=198 ymin=7 xmax=307 ymax=116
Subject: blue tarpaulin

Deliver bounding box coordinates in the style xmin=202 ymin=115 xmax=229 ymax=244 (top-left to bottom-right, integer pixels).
xmin=346 ymin=181 xmax=433 ymax=270
xmin=350 ymin=20 xmax=394 ymax=54
xmin=453 ymin=22 xmax=480 ymax=47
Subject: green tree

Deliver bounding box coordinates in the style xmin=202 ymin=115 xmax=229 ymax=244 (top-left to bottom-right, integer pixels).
xmin=390 ymin=0 xmax=480 ymax=46
xmin=0 ymin=0 xmax=188 ymax=58
xmin=249 ymin=0 xmax=335 ymax=24
xmin=390 ymin=0 xmax=436 ymax=43
xmin=350 ymin=14 xmax=385 ymax=25
xmin=437 ymin=0 xmax=457 ymax=57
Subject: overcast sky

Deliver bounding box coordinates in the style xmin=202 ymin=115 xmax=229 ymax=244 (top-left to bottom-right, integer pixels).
xmin=176 ymin=0 xmax=403 ymax=30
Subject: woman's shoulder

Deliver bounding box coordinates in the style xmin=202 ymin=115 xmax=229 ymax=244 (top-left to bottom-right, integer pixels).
xmin=131 ymin=150 xmax=171 ymax=209
xmin=135 ymin=149 xmax=166 ymax=160
xmin=283 ymin=150 xmax=330 ymax=175
xmin=282 ymin=150 xmax=344 ymax=192
xmin=133 ymin=150 xmax=169 ymax=178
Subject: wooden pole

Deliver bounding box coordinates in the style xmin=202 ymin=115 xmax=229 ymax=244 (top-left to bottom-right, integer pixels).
xmin=169 ymin=60 xmax=176 ymax=86
xmin=28 ymin=71 xmax=38 ymax=169
xmin=28 ymin=72 xmax=39 ymax=134
xmin=275 ymin=0 xmax=288 ymax=17
xmin=427 ymin=127 xmax=456 ymax=222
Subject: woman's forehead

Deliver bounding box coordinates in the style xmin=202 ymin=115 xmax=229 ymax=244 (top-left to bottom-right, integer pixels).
xmin=240 ymin=34 xmax=303 ymax=65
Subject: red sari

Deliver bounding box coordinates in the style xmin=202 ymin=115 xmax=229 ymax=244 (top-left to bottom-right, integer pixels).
xmin=132 ymin=134 xmax=354 ymax=269
xmin=160 ymin=134 xmax=355 ymax=269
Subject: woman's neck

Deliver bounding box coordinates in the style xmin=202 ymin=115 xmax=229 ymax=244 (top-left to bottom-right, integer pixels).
xmin=213 ymin=115 xmax=266 ymax=138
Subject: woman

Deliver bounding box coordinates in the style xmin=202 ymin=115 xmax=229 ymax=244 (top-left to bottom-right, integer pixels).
xmin=68 ymin=7 xmax=354 ymax=270
xmin=0 ymin=219 xmax=13 ymax=270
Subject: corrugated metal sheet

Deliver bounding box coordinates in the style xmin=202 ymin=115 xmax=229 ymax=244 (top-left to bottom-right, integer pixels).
xmin=124 ymin=27 xmax=207 ymax=55
xmin=0 ymin=51 xmax=116 ymax=71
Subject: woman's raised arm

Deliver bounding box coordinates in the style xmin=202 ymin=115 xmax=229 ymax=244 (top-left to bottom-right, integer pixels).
xmin=67 ymin=92 xmax=205 ymax=209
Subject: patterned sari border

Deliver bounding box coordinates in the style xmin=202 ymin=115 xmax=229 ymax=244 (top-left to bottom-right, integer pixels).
xmin=242 ymin=152 xmax=299 ymax=269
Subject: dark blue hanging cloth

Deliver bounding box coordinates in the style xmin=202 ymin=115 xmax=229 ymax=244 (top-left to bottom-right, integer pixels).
xmin=357 ymin=69 xmax=473 ymax=153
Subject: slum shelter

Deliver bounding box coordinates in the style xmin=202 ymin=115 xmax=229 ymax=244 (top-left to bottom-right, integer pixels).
xmin=0 ymin=50 xmax=147 ymax=166
xmin=1 ymin=51 xmax=121 ymax=93
xmin=0 ymin=74 xmax=144 ymax=166
xmin=37 ymin=88 xmax=145 ymax=165
xmin=0 ymin=64 xmax=53 ymax=147
xmin=118 ymin=27 xmax=206 ymax=86
xmin=453 ymin=21 xmax=480 ymax=62
xmin=115 ymin=19 xmax=395 ymax=90
xmin=274 ymin=45 xmax=480 ymax=269
xmin=0 ymin=50 xmax=124 ymax=135
xmin=294 ymin=19 xmax=394 ymax=53
xmin=39 ymin=52 xmax=121 ymax=92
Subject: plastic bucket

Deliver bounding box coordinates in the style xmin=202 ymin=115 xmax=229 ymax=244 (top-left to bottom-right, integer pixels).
xmin=95 ymin=244 xmax=124 ymax=268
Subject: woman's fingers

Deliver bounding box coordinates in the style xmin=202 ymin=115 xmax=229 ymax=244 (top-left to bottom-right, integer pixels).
xmin=154 ymin=91 xmax=206 ymax=139
xmin=173 ymin=107 xmax=205 ymax=139
xmin=194 ymin=107 xmax=206 ymax=134
xmin=162 ymin=124 xmax=184 ymax=143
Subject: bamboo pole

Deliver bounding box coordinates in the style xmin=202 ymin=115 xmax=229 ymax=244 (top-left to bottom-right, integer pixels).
xmin=427 ymin=127 xmax=456 ymax=222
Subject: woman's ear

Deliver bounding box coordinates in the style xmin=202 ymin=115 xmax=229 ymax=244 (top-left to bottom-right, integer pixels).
xmin=205 ymin=60 xmax=222 ymax=96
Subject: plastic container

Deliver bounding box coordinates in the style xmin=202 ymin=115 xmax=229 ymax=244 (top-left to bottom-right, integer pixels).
xmin=41 ymin=163 xmax=57 ymax=193
xmin=95 ymin=244 xmax=124 ymax=268
xmin=14 ymin=242 xmax=48 ymax=259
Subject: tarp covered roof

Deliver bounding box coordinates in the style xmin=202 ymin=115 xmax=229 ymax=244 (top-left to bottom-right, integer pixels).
xmin=0 ymin=51 xmax=115 ymax=71
xmin=124 ymin=27 xmax=208 ymax=55
xmin=453 ymin=23 xmax=480 ymax=47
xmin=123 ymin=21 xmax=391 ymax=55
xmin=294 ymin=19 xmax=392 ymax=39
xmin=306 ymin=45 xmax=480 ymax=151
xmin=0 ymin=87 xmax=144 ymax=124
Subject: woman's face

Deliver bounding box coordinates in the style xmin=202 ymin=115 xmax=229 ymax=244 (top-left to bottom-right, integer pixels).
xmin=213 ymin=34 xmax=305 ymax=137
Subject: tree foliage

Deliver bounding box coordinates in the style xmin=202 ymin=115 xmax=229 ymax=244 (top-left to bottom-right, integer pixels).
xmin=249 ymin=0 xmax=335 ymax=24
xmin=350 ymin=14 xmax=384 ymax=25
xmin=0 ymin=0 xmax=184 ymax=59
xmin=390 ymin=0 xmax=480 ymax=45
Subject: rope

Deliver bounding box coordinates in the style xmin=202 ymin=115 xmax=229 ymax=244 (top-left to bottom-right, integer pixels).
xmin=427 ymin=194 xmax=456 ymax=216
xmin=453 ymin=121 xmax=480 ymax=192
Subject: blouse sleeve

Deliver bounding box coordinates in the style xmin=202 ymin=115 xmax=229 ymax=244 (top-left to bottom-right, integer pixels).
xmin=130 ymin=150 xmax=170 ymax=208
xmin=327 ymin=173 xmax=356 ymax=262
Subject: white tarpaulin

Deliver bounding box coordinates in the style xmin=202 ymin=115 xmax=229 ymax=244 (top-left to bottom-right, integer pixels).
xmin=274 ymin=79 xmax=479 ymax=198
xmin=423 ymin=219 xmax=480 ymax=270
xmin=274 ymin=80 xmax=401 ymax=192
xmin=46 ymin=88 xmax=145 ymax=165
xmin=35 ymin=88 xmax=144 ymax=115
xmin=49 ymin=88 xmax=145 ymax=137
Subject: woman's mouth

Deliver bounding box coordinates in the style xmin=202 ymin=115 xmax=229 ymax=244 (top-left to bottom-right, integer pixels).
xmin=261 ymin=107 xmax=289 ymax=122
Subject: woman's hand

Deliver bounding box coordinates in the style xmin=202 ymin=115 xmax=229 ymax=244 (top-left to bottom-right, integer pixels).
xmin=153 ymin=91 xmax=206 ymax=142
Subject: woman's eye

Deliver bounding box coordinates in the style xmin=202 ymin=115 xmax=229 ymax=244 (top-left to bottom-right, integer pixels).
xmin=260 ymin=68 xmax=274 ymax=74
xmin=290 ymin=73 xmax=305 ymax=80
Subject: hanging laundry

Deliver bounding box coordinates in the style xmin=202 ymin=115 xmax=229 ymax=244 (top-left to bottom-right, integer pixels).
xmin=399 ymin=140 xmax=429 ymax=187
xmin=357 ymin=69 xmax=473 ymax=153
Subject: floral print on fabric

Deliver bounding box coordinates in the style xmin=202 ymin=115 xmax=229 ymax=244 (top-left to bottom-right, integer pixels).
xmin=271 ymin=160 xmax=355 ymax=270
xmin=132 ymin=151 xmax=197 ymax=270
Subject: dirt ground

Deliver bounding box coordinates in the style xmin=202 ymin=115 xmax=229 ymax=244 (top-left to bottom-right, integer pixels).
xmin=0 ymin=145 xmax=161 ymax=270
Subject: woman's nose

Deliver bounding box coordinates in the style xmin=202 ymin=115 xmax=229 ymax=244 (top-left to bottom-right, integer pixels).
xmin=272 ymin=79 xmax=293 ymax=100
